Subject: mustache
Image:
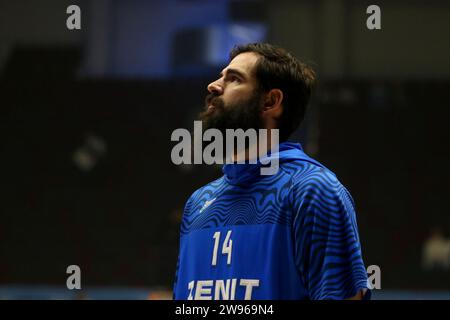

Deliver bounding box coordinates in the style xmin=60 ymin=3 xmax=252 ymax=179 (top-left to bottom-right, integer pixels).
xmin=204 ymin=93 xmax=224 ymax=110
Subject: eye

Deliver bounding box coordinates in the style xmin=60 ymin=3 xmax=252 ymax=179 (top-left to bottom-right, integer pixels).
xmin=229 ymin=75 xmax=241 ymax=83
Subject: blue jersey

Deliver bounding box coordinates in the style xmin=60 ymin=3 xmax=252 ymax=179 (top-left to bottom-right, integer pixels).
xmin=173 ymin=142 xmax=369 ymax=300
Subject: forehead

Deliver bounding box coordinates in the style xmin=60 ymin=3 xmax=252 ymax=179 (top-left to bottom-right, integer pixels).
xmin=225 ymin=51 xmax=260 ymax=78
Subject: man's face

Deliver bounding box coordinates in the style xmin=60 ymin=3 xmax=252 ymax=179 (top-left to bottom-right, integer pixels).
xmin=199 ymin=52 xmax=264 ymax=133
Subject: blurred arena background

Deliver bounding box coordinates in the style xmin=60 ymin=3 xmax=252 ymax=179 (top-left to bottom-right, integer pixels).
xmin=0 ymin=0 xmax=449 ymax=300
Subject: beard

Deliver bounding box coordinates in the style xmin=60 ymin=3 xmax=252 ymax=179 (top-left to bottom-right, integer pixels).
xmin=198 ymin=89 xmax=264 ymax=134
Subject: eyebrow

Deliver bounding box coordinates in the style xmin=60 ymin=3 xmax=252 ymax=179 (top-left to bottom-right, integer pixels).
xmin=220 ymin=68 xmax=247 ymax=80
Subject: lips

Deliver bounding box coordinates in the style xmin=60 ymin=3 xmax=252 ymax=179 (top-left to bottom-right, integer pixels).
xmin=204 ymin=95 xmax=223 ymax=113
xmin=205 ymin=94 xmax=221 ymax=110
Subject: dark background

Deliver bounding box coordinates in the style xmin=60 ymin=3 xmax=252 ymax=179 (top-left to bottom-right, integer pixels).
xmin=0 ymin=0 xmax=449 ymax=298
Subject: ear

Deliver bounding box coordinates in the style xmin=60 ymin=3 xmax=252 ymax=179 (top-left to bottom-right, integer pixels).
xmin=263 ymin=89 xmax=283 ymax=119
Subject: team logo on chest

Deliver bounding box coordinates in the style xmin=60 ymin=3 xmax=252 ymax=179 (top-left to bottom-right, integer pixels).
xmin=199 ymin=197 xmax=217 ymax=213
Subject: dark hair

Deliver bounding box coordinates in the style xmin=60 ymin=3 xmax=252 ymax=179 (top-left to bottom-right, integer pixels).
xmin=230 ymin=43 xmax=316 ymax=141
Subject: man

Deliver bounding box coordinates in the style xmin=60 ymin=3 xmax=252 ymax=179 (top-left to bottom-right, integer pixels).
xmin=173 ymin=43 xmax=370 ymax=300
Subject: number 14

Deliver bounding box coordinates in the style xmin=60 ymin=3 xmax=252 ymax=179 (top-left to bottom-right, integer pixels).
xmin=212 ymin=230 xmax=232 ymax=266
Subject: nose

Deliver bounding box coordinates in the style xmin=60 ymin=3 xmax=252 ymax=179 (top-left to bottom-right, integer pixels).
xmin=207 ymin=79 xmax=223 ymax=95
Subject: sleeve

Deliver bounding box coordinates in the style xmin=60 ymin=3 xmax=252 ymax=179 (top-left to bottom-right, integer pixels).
xmin=172 ymin=253 xmax=180 ymax=300
xmin=172 ymin=195 xmax=194 ymax=300
xmin=291 ymin=168 xmax=370 ymax=300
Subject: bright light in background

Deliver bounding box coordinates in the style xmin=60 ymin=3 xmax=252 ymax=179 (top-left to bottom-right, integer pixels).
xmin=207 ymin=23 xmax=267 ymax=66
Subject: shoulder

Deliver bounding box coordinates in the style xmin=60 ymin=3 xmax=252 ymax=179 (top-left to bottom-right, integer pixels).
xmin=282 ymin=159 xmax=355 ymax=210
xmin=281 ymin=159 xmax=342 ymax=192
xmin=183 ymin=176 xmax=225 ymax=215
